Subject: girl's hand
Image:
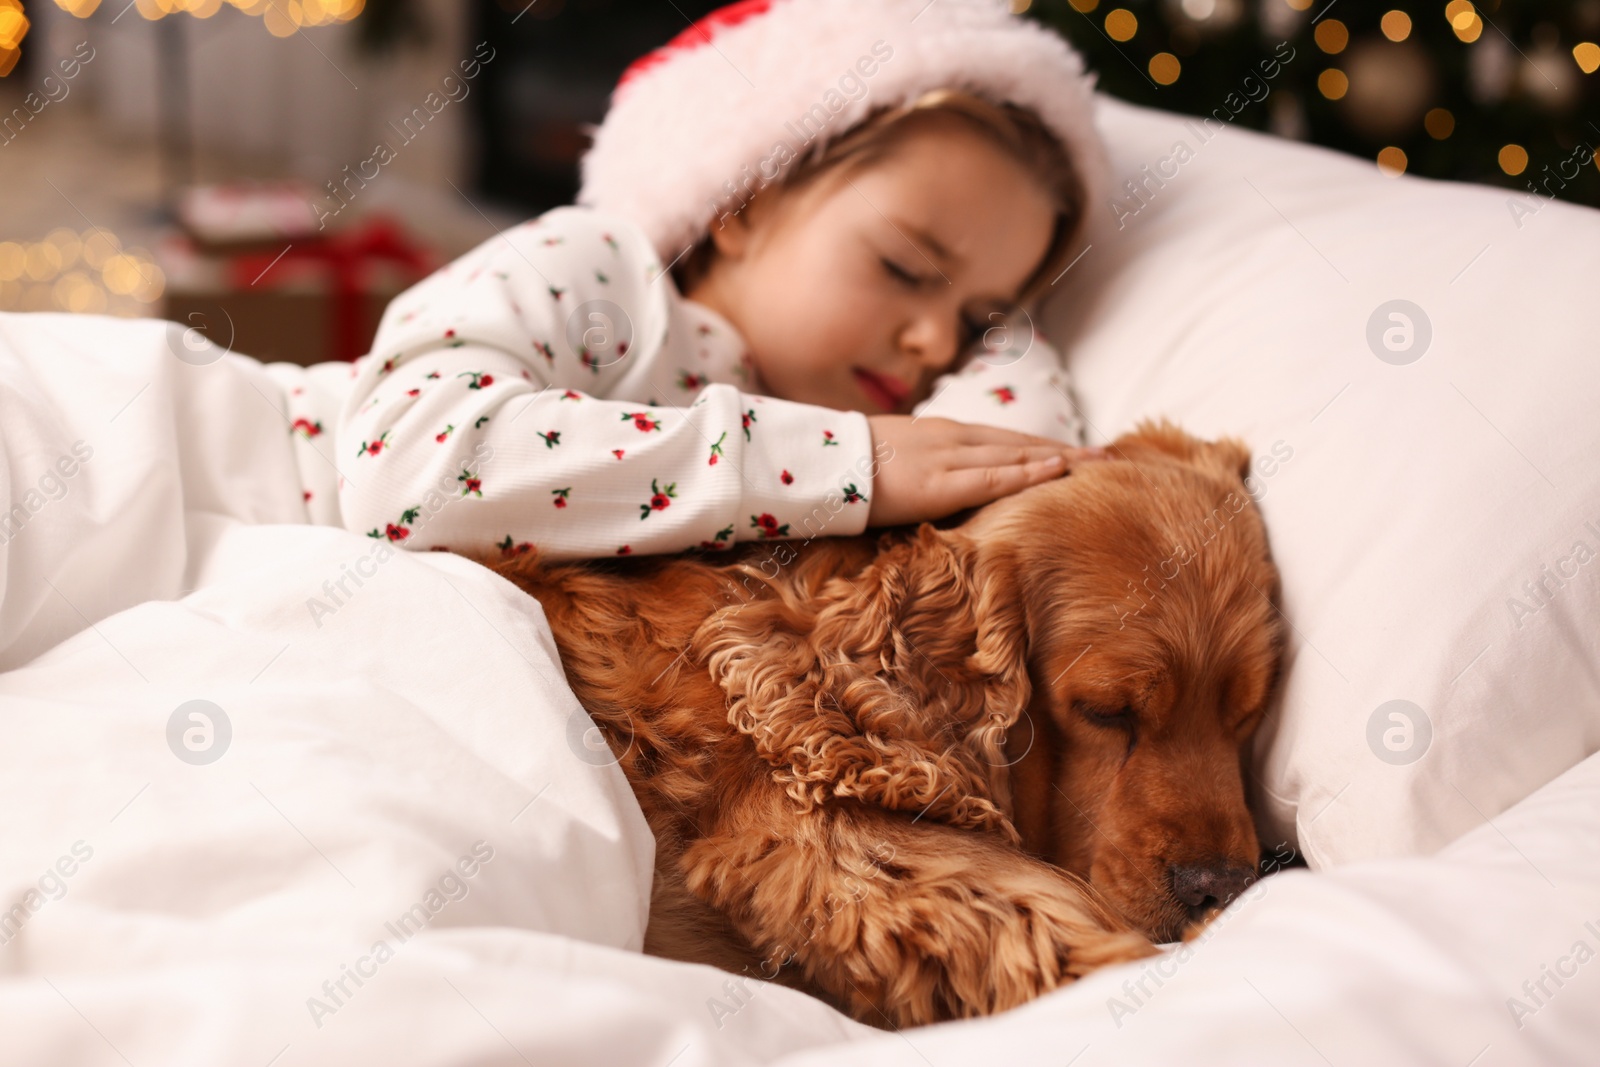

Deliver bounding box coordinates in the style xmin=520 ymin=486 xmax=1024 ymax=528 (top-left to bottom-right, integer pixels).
xmin=864 ymin=415 xmax=1106 ymax=527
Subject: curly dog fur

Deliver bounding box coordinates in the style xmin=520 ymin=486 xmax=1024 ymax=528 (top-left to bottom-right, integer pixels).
xmin=470 ymin=421 xmax=1285 ymax=1028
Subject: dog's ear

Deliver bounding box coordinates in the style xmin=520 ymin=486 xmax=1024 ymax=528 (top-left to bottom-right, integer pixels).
xmin=696 ymin=525 xmax=1032 ymax=843
xmin=1116 ymin=418 xmax=1252 ymax=483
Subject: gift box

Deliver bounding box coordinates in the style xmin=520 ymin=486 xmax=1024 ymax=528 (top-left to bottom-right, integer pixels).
xmin=175 ymin=181 xmax=325 ymax=256
xmin=161 ymin=194 xmax=436 ymax=367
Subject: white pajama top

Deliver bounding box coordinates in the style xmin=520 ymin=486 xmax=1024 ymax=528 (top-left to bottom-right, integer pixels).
xmin=265 ymin=206 xmax=1084 ymax=561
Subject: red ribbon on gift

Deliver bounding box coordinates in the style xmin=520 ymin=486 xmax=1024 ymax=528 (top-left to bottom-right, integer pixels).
xmin=227 ymin=214 xmax=435 ymax=362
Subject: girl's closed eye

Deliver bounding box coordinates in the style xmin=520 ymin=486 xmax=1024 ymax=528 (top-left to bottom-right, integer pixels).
xmin=881 ymin=256 xmax=926 ymax=287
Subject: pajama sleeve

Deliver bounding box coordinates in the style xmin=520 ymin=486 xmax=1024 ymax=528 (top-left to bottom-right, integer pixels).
xmin=335 ymin=206 xmax=878 ymax=561
xmin=909 ymin=307 xmax=1086 ymax=446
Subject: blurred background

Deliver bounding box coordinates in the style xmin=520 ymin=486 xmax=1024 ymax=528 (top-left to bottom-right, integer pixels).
xmin=1029 ymin=0 xmax=1600 ymax=200
xmin=0 ymin=0 xmax=1595 ymax=365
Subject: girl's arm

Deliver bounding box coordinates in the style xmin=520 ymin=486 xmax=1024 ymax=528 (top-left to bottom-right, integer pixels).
xmin=335 ymin=207 xmax=877 ymax=560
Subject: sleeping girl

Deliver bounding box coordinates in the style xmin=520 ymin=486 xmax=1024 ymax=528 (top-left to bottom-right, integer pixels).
xmin=274 ymin=0 xmax=1112 ymax=560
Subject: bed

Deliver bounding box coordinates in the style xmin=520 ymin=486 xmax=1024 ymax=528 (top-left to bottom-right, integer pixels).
xmin=1 ymin=94 xmax=1597 ymax=1065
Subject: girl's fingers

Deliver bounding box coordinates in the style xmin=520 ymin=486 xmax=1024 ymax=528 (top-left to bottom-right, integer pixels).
xmin=943 ymin=454 xmax=1066 ymax=510
xmin=942 ymin=444 xmax=1073 ymax=472
xmin=947 ymin=427 xmax=1111 ymax=462
xmin=949 ymin=423 xmax=1069 ymax=449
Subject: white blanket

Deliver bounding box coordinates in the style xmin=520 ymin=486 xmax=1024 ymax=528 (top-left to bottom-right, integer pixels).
xmin=0 ymin=314 xmax=865 ymax=1064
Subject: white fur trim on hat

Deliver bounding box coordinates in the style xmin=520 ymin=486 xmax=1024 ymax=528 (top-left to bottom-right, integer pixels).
xmin=577 ymin=0 xmax=1109 ymax=266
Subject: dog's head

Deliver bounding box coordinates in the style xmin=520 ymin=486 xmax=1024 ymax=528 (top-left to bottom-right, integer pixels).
xmin=957 ymin=421 xmax=1285 ymax=941
xmin=698 ymin=420 xmax=1284 ymax=944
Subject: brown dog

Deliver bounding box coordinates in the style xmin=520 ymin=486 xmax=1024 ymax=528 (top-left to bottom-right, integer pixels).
xmin=471 ymin=422 xmax=1285 ymax=1028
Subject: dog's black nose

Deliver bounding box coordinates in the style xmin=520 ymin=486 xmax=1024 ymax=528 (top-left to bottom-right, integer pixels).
xmin=1170 ymin=862 xmax=1256 ymax=910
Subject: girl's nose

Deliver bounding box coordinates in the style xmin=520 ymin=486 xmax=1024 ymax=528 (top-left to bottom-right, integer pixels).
xmin=898 ymin=314 xmax=962 ymax=372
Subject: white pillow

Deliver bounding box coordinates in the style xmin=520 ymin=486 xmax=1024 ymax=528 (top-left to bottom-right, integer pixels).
xmin=1042 ymin=96 xmax=1600 ymax=868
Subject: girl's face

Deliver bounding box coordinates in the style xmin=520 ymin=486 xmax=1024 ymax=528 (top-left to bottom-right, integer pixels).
xmin=682 ymin=112 xmax=1058 ymax=417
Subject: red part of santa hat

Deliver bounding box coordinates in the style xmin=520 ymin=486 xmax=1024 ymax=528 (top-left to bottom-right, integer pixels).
xmin=615 ymin=0 xmax=778 ymax=93
xmin=578 ymin=0 xmax=1109 ymax=267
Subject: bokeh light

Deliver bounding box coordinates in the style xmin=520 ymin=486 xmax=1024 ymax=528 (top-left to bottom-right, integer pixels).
xmin=1149 ymin=52 xmax=1181 ymax=85
xmin=1498 ymin=144 xmax=1528 ymax=176
xmin=45 ymin=227 xmax=83 ymax=269
xmin=103 ymin=253 xmax=147 ymax=295
xmin=1038 ymin=0 xmax=1593 ymax=210
xmin=1314 ymin=19 xmax=1349 ymax=55
xmin=82 ymin=229 xmax=123 ymax=270
xmin=25 ymin=243 xmax=61 ymax=281
xmin=0 ymin=0 xmax=29 ymax=77
xmin=1424 ymin=107 xmax=1455 ymax=139
xmin=1446 ymin=2 xmax=1483 ymax=44
xmin=1105 ymin=8 xmax=1137 ymax=42
xmin=1377 ymin=146 xmax=1408 ymax=176
xmin=0 ymin=229 xmax=162 ymax=315
xmin=1381 ymin=10 xmax=1412 ymax=43
xmin=0 ymin=242 xmax=23 ymax=281
xmin=57 ymin=0 xmax=363 ymax=27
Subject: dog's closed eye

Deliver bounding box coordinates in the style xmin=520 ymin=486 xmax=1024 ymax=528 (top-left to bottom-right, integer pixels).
xmin=1074 ymin=701 xmax=1136 ymax=731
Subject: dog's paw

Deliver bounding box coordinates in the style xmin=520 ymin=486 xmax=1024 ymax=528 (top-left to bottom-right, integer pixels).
xmin=843 ymin=862 xmax=1158 ymax=1027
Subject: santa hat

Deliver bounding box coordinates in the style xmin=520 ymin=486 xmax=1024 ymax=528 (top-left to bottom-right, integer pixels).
xmin=577 ymin=0 xmax=1109 ymax=267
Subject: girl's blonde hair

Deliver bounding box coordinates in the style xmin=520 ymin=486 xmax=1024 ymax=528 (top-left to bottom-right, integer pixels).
xmin=673 ymin=88 xmax=1086 ymax=308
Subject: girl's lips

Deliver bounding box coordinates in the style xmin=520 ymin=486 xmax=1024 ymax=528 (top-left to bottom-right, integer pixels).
xmin=853 ymin=367 xmax=909 ymax=412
